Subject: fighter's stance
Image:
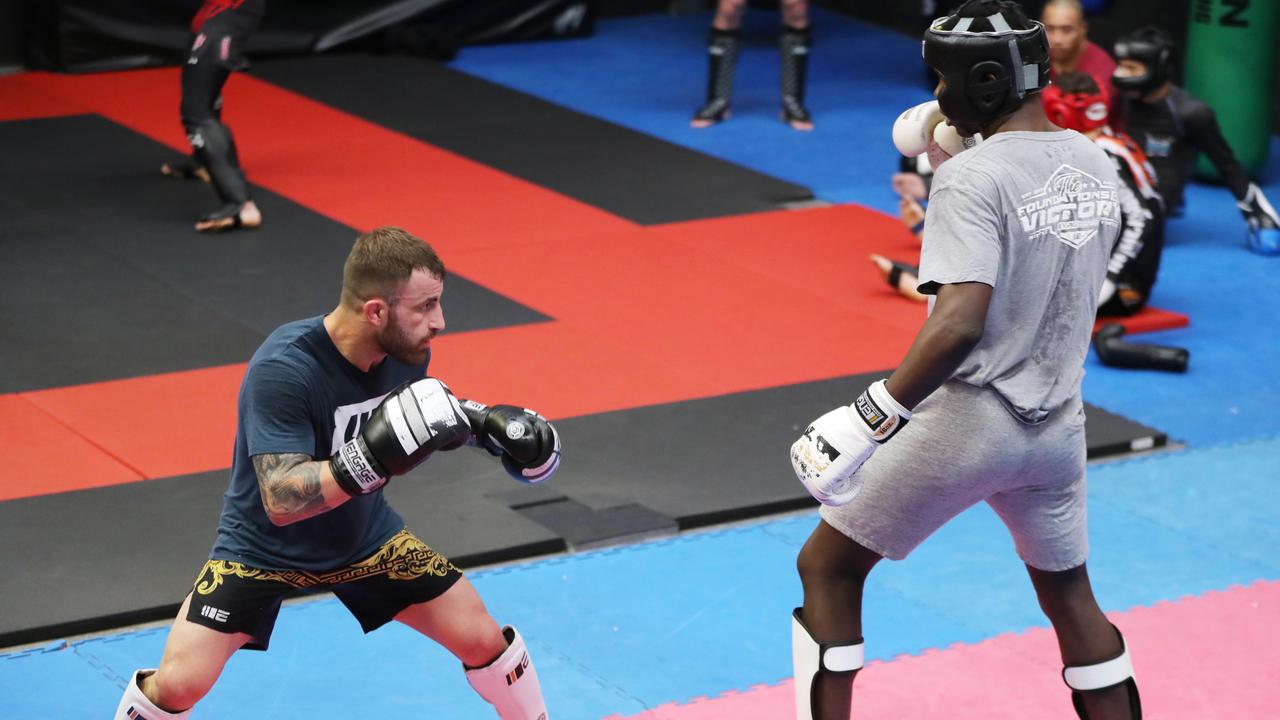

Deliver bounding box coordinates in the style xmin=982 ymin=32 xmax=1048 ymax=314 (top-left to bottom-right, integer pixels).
xmin=691 ymin=0 xmax=814 ymax=130
xmin=1112 ymin=26 xmax=1279 ymax=253
xmin=790 ymin=3 xmax=1140 ymax=719
xmin=162 ymin=0 xmax=265 ymax=232
xmin=114 ymin=227 xmax=558 ymax=719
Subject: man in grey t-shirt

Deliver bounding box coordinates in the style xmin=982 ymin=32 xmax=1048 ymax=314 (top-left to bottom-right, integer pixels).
xmin=787 ymin=2 xmax=1142 ymax=719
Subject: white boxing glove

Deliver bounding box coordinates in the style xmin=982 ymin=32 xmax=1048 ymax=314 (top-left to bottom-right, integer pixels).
xmin=790 ymin=380 xmax=911 ymax=506
xmin=892 ymin=100 xmax=981 ymax=168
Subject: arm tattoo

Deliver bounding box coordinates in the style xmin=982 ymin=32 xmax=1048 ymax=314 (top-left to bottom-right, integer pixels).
xmin=253 ymin=453 xmax=330 ymax=522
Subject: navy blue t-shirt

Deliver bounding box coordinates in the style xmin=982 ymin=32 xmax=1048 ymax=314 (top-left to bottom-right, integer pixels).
xmin=210 ymin=316 xmax=426 ymax=571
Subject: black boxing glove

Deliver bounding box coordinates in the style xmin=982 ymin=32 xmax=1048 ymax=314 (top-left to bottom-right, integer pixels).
xmin=330 ymin=378 xmax=470 ymax=496
xmin=459 ymin=400 xmax=561 ymax=484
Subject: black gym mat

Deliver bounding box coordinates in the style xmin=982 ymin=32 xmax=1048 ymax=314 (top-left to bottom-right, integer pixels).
xmin=253 ymin=54 xmax=814 ymax=225
xmin=0 ymin=115 xmax=548 ymax=393
xmin=0 ymin=369 xmax=1165 ymax=647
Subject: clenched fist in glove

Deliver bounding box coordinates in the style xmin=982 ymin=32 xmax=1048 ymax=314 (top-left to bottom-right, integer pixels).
xmin=330 ymin=377 xmax=470 ymax=496
xmin=459 ymin=400 xmax=561 ymax=484
xmin=1238 ymin=182 xmax=1280 ymax=256
xmin=790 ymin=380 xmax=911 ymax=506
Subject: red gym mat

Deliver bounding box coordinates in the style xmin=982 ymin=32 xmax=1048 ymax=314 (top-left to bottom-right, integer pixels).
xmin=1093 ymin=306 xmax=1190 ymax=336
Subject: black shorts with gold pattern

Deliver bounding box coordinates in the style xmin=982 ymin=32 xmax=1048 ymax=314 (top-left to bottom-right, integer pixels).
xmin=186 ymin=528 xmax=462 ymax=650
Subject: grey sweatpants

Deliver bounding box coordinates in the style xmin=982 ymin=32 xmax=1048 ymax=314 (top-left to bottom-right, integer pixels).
xmin=819 ymin=380 xmax=1089 ymax=572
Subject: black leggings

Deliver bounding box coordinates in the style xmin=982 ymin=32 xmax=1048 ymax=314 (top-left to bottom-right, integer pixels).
xmin=180 ymin=29 xmax=250 ymax=206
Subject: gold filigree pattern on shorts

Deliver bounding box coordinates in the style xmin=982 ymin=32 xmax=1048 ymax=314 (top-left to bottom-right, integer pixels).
xmin=195 ymin=530 xmax=457 ymax=592
xmin=194 ymin=560 xmax=290 ymax=595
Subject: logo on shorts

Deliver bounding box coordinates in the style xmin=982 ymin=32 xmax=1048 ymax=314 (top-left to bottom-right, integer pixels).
xmin=200 ymin=604 xmax=230 ymax=623
xmin=1015 ymin=165 xmax=1120 ymax=249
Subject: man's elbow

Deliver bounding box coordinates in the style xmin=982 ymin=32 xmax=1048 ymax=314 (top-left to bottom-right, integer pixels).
xmin=949 ymin=321 xmax=984 ymax=350
xmin=262 ymin=503 xmax=296 ymax=527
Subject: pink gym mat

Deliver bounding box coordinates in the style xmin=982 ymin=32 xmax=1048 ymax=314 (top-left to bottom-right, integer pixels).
xmin=606 ymin=579 xmax=1280 ymax=720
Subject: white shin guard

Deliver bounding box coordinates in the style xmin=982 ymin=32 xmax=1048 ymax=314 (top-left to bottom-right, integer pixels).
xmin=1062 ymin=627 xmax=1142 ymax=719
xmin=114 ymin=670 xmax=192 ymax=720
xmin=465 ymin=626 xmax=548 ymax=720
xmin=792 ymin=608 xmax=863 ymax=720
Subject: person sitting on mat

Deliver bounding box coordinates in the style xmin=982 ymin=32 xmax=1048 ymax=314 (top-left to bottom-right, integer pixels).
xmin=160 ymin=0 xmax=265 ymax=233
xmin=113 ymin=227 xmax=559 ymax=720
xmin=874 ymin=72 xmax=1167 ymax=318
xmin=691 ymin=0 xmax=814 ymax=131
xmin=1112 ymin=26 xmax=1280 ymax=253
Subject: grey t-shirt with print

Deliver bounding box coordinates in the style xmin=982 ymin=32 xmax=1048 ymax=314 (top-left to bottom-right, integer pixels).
xmin=917 ymin=129 xmax=1121 ymax=423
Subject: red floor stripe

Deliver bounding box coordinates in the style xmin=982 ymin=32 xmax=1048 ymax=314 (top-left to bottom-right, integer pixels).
xmin=0 ymin=395 xmax=142 ymax=502
xmin=606 ymin=580 xmax=1280 ymax=720
xmin=12 ymin=69 xmax=634 ymax=246
xmin=0 ymin=74 xmax=87 ymax=121
xmin=1093 ymin=306 xmax=1190 ymax=336
xmin=5 ymin=71 xmax=929 ymax=494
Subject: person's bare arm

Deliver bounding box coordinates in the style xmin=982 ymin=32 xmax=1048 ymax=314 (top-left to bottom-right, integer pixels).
xmin=884 ymin=281 xmax=992 ymax=409
xmin=253 ymin=453 xmax=352 ymax=526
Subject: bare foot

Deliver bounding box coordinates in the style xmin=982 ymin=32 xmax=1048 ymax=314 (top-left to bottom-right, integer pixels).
xmin=195 ymin=200 xmax=262 ymax=233
xmin=691 ymin=106 xmax=731 ymax=128
xmin=899 ymin=197 xmax=925 ymax=235
xmin=869 ymin=253 xmax=928 ymax=303
xmin=786 ymin=117 xmax=814 ymax=132
xmin=161 ymin=159 xmax=211 ymax=184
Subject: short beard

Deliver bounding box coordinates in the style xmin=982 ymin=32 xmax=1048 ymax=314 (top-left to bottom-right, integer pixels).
xmin=378 ymin=312 xmax=428 ymax=367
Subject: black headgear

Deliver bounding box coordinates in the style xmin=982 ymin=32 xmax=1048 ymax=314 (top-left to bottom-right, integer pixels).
xmin=922 ymin=3 xmax=1050 ymax=131
xmin=1113 ymin=26 xmax=1176 ymax=95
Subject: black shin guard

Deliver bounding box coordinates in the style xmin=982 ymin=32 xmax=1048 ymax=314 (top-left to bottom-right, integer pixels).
xmin=1094 ymin=324 xmax=1189 ymax=373
xmin=780 ymin=25 xmax=811 ymax=125
xmin=185 ymin=118 xmax=249 ymax=206
xmin=694 ymin=28 xmax=740 ymax=123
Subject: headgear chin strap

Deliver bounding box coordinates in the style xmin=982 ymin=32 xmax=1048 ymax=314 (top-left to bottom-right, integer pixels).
xmin=922 ymin=5 xmax=1050 ymax=132
xmin=1041 ymin=84 xmax=1109 ymax=132
xmin=1113 ymin=26 xmax=1175 ymax=95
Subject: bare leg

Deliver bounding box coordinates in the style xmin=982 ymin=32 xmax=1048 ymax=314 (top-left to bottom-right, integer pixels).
xmin=1027 ymin=563 xmax=1140 ymax=719
xmin=712 ymin=0 xmax=747 ymax=31
xmin=870 ymin=254 xmax=929 ymax=303
xmin=395 ymin=576 xmax=508 ymax=668
xmin=796 ymin=520 xmax=882 ymax=719
xmin=140 ymin=593 xmax=250 ymax=712
xmin=398 ymin=578 xmax=546 ymax=719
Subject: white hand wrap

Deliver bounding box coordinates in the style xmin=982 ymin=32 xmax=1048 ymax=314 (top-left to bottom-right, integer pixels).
xmin=790 ymin=380 xmax=910 ymax=506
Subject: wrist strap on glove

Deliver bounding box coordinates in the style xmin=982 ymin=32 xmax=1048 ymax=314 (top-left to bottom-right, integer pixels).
xmin=853 ymin=379 xmax=911 ymax=443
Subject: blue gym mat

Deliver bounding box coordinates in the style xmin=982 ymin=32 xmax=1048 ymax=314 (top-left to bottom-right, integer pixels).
xmin=453 ymin=9 xmax=1280 ymax=449
xmin=4 ymin=437 xmax=1277 ymax=718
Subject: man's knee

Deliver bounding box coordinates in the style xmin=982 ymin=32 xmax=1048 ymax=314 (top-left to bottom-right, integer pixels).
xmin=797 ymin=523 xmax=878 ymax=588
xmin=456 ymin=618 xmax=508 ymax=669
xmin=150 ymin=656 xmax=218 ymax=710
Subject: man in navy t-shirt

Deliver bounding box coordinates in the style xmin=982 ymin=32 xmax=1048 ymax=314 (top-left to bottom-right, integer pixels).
xmin=115 ymin=227 xmax=560 ymax=720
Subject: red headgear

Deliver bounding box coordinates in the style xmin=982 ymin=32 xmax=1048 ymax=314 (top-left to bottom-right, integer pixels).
xmin=1041 ymin=83 xmax=1109 ymax=132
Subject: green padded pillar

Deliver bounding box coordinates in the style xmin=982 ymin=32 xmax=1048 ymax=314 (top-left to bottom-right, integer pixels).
xmin=1185 ymin=0 xmax=1278 ymax=178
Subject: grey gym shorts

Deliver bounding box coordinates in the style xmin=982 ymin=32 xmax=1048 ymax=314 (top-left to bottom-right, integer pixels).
xmin=820 ymin=380 xmax=1089 ymax=572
